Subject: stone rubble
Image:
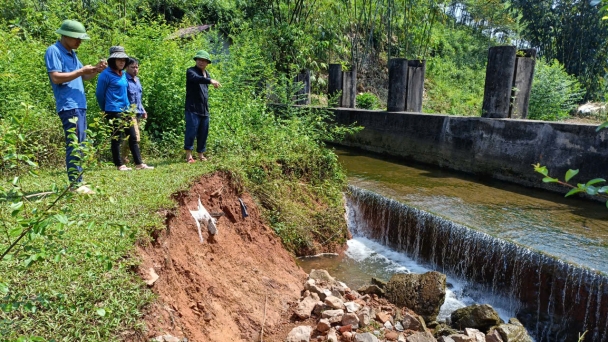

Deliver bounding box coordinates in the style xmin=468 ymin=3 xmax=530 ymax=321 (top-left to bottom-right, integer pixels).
xmin=285 ymin=269 xmax=535 ymax=342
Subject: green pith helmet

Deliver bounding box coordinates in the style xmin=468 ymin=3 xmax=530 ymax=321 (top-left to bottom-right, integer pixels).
xmin=193 ymin=50 xmax=211 ymax=63
xmin=55 ymin=20 xmax=90 ymax=40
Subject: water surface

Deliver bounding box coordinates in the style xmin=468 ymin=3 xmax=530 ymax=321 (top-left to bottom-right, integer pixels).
xmin=335 ymin=147 xmax=608 ymax=273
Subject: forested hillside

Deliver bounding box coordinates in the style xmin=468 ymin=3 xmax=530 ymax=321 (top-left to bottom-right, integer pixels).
xmin=1 ymin=0 xmax=605 ymax=168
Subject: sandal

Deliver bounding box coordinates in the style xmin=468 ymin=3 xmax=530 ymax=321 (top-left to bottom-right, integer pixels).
xmin=136 ymin=164 xmax=155 ymax=170
xmin=74 ymin=185 xmax=95 ymax=195
xmin=199 ymin=155 xmax=208 ymax=161
xmin=117 ymin=165 xmax=132 ymax=171
xmin=186 ymin=157 xmax=196 ymax=164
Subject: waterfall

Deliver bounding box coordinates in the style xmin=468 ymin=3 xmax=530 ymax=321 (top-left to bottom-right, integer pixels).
xmin=347 ymin=186 xmax=608 ymax=342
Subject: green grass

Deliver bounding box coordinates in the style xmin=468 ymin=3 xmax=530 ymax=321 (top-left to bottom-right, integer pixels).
xmin=0 ymin=160 xmax=219 ymax=341
xmin=0 ymin=148 xmax=349 ymax=341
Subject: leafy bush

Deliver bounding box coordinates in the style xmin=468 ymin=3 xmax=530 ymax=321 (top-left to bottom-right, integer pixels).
xmin=425 ymin=55 xmax=485 ymax=115
xmin=356 ymin=92 xmax=381 ymax=110
xmin=0 ymin=29 xmax=65 ymax=169
xmin=528 ymin=59 xmax=584 ymax=121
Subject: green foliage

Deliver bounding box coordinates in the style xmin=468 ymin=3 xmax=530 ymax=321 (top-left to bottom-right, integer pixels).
xmin=528 ymin=59 xmax=583 ymax=121
xmin=511 ymin=0 xmax=608 ymax=100
xmin=533 ymin=163 xmax=608 ymax=207
xmin=425 ymin=56 xmax=485 ymax=115
xmin=356 ymin=92 xmax=381 ymax=110
xmin=420 ymin=19 xmax=493 ymax=115
xmin=532 ymin=119 xmax=608 ymax=209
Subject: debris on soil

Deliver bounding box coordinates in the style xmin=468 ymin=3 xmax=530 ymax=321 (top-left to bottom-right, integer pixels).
xmin=144 ymin=268 xmax=160 ymax=286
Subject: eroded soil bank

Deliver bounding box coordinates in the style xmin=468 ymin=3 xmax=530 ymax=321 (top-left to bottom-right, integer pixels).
xmin=135 ymin=172 xmax=310 ymax=341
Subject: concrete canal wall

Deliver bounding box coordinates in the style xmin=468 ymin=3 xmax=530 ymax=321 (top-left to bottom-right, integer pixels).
xmin=331 ymin=108 xmax=608 ymax=193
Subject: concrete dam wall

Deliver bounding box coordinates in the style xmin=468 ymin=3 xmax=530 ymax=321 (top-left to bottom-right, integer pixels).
xmin=347 ymin=186 xmax=608 ymax=342
xmin=331 ymin=108 xmax=608 ymax=194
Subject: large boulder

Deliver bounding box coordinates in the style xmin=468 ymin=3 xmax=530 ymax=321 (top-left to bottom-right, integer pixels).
xmin=450 ymin=304 xmax=501 ymax=332
xmin=385 ymin=272 xmax=446 ymax=322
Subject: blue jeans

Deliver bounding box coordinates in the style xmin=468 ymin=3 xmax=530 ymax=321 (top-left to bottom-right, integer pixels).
xmin=184 ymin=111 xmax=209 ymax=153
xmin=58 ymin=108 xmax=87 ymax=183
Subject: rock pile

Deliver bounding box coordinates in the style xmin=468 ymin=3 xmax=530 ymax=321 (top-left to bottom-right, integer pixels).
xmin=286 ymin=270 xmax=533 ymax=342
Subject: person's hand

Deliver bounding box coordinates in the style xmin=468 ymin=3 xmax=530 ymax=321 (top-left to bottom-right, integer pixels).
xmin=143 ymin=112 xmax=148 ymax=119
xmin=211 ymin=79 xmax=222 ymax=88
xmin=80 ymin=65 xmax=98 ymax=75
xmin=95 ymin=59 xmax=107 ymax=72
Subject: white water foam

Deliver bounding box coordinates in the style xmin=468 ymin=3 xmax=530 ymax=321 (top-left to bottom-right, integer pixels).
xmin=345 ymin=235 xmax=515 ymax=323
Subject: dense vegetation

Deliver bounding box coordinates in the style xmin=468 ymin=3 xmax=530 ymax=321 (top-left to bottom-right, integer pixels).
xmin=1 ymin=0 xmax=607 ymax=340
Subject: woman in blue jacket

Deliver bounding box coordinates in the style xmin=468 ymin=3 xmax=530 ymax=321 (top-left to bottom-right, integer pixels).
xmin=96 ymin=46 xmax=153 ymax=171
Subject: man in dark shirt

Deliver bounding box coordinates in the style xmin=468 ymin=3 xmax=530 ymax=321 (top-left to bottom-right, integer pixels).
xmin=184 ymin=50 xmax=221 ymax=163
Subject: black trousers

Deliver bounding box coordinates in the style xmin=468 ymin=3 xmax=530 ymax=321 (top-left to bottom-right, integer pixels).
xmin=105 ymin=111 xmax=142 ymax=166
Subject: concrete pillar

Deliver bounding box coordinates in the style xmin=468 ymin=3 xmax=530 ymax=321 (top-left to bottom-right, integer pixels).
xmin=342 ymin=68 xmax=357 ymax=108
xmin=387 ymin=58 xmax=408 ymax=112
xmin=482 ymin=46 xmax=517 ymax=118
xmin=328 ymin=64 xmax=343 ymax=107
xmin=405 ymin=60 xmax=426 ymax=112
xmin=510 ymin=49 xmax=537 ymax=119
xmin=294 ymin=69 xmax=311 ymax=105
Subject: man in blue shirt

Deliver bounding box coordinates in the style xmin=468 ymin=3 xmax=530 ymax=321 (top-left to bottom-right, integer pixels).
xmin=44 ymin=20 xmax=106 ymax=194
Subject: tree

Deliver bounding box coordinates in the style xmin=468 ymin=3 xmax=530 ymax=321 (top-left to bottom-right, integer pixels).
xmin=510 ymin=0 xmax=608 ymax=100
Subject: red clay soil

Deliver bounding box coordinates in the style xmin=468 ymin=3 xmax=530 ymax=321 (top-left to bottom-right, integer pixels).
xmin=135 ymin=172 xmax=308 ymax=342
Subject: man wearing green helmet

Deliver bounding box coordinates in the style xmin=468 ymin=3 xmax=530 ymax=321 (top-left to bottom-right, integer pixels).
xmin=184 ymin=50 xmax=221 ymax=163
xmin=44 ymin=20 xmax=106 ymax=194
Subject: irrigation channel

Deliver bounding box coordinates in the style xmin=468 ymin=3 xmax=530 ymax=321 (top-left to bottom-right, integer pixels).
xmin=297 ymin=147 xmax=608 ymax=342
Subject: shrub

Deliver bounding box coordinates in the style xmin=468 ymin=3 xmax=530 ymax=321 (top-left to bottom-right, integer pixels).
xmin=425 ymin=55 xmax=485 ymax=115
xmin=356 ymin=92 xmax=381 ymax=110
xmin=528 ymin=59 xmax=584 ymax=121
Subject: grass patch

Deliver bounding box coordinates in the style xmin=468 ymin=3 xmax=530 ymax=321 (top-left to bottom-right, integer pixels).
xmin=0 ymin=160 xmax=216 ymax=340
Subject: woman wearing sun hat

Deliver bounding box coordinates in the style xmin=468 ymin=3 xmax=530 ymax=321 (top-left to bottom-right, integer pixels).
xmin=96 ymin=46 xmax=153 ymax=171
xmin=184 ymin=50 xmax=221 ymax=163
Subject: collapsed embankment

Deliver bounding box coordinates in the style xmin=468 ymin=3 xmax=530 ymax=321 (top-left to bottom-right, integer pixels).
xmin=135 ymin=173 xmax=311 ymax=341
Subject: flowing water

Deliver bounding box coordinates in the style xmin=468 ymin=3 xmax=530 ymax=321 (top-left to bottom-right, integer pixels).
xmin=298 ymin=147 xmax=608 ymax=341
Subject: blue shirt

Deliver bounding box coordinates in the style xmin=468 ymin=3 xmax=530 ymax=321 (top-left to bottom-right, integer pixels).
xmin=126 ymin=73 xmax=145 ymax=115
xmin=44 ymin=41 xmax=87 ymax=112
xmin=95 ymin=67 xmax=129 ymax=112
